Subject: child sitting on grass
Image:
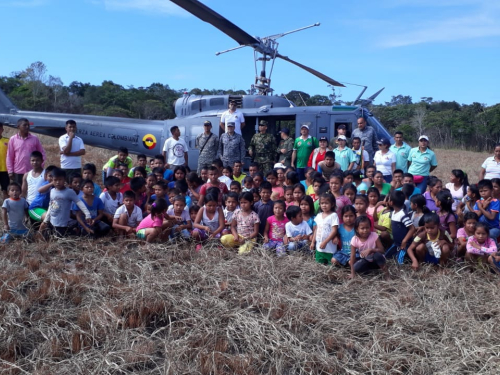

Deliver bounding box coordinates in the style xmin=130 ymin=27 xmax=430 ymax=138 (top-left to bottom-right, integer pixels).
xmin=192 ymin=193 xmax=225 ymax=251
xmin=466 ymin=222 xmax=497 ymax=269
xmin=349 ymin=216 xmax=388 ymax=279
xmin=220 ymin=192 xmax=260 ymax=254
xmin=284 ymin=205 xmax=312 ymax=255
xmin=99 ymin=176 xmax=123 ymax=225
xmin=113 ymin=190 xmax=143 ymax=237
xmin=73 ymin=179 xmax=110 ymax=238
xmin=407 ymin=213 xmax=453 ymax=271
xmin=263 ymin=200 xmax=288 ymax=255
xmin=456 ymin=212 xmax=479 ymax=258
xmin=21 ymin=151 xmax=44 ymax=205
xmin=167 ymin=195 xmax=191 ymax=240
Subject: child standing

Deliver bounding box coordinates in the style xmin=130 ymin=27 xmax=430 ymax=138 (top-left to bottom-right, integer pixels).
xmin=113 ymin=190 xmax=143 ymax=237
xmin=254 ymin=181 xmax=274 ymax=234
xmin=387 ymin=190 xmax=415 ymax=261
xmin=457 ymin=212 xmax=478 ymax=258
xmin=354 ymin=194 xmax=375 ymax=231
xmin=192 ymin=193 xmax=225 ymax=250
xmin=284 ymin=185 xmax=295 ymax=208
xmin=28 ymin=165 xmax=57 ymax=223
xmin=266 ymin=170 xmax=284 ymax=201
xmin=198 ymin=166 xmax=228 ymax=207
xmin=367 ymin=187 xmax=385 ymax=222
xmin=0 ymin=122 xmax=9 ymax=199
xmin=40 ymin=169 xmax=92 ymax=237
xmin=350 ymin=216 xmax=388 ymax=278
xmin=263 ymin=200 xmax=289 ymax=256
xmin=333 ymin=205 xmax=356 ymax=267
xmin=300 ymin=195 xmax=315 ymax=230
xmin=82 ymin=163 xmax=102 ymax=197
xmin=466 ymin=222 xmax=497 ymax=268
xmin=407 ymin=213 xmax=453 ymax=271
xmin=285 ymin=205 xmax=312 ymax=253
xmin=21 ymin=151 xmax=44 ymax=205
xmin=221 ymin=192 xmax=260 ymax=254
xmin=2 ymin=182 xmax=29 ymax=238
xmin=310 ymin=193 xmax=339 ymax=265
xmin=329 ymin=174 xmax=351 ymax=218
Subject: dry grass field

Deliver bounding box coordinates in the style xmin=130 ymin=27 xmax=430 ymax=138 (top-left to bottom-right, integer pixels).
xmin=1 ymin=129 xmax=499 ymax=374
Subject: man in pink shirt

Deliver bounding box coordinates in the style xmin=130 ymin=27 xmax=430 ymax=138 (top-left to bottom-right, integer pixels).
xmin=7 ymin=118 xmax=46 ymax=184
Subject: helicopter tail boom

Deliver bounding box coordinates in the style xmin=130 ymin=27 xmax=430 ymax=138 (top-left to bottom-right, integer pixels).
xmin=0 ymin=87 xmax=18 ymax=116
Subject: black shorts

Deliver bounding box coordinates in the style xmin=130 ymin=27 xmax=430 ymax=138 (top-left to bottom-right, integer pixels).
xmin=0 ymin=172 xmax=9 ymax=191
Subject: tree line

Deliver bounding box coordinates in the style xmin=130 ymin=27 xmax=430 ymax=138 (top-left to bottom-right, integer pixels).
xmin=1 ymin=61 xmax=499 ymax=151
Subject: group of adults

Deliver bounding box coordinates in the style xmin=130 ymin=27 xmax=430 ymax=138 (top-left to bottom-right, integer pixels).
xmin=193 ymin=100 xmax=441 ymax=192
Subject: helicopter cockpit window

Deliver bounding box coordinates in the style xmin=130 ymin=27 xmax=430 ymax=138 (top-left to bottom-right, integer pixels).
xmin=210 ymin=98 xmax=224 ymax=107
xmin=335 ymin=123 xmax=352 ymax=138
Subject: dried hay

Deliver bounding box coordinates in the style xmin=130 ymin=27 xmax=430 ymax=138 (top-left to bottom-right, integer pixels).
xmin=0 ymin=238 xmax=499 ymax=374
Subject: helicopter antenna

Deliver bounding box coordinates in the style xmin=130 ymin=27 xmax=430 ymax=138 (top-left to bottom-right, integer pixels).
xmin=170 ymin=0 xmax=344 ymax=95
xmin=298 ymin=92 xmax=307 ymax=106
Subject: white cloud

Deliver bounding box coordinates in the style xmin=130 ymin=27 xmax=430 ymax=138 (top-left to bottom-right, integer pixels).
xmin=102 ymin=0 xmax=189 ymax=16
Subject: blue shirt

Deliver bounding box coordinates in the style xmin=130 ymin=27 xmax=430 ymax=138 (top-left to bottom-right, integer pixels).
xmin=407 ymin=147 xmax=438 ymax=176
xmin=29 ymin=180 xmax=51 ymax=210
xmin=338 ymin=224 xmax=355 ymax=256
xmin=333 ymin=147 xmax=357 ymax=171
xmin=163 ymin=169 xmax=173 ymax=182
xmin=72 ymin=196 xmax=104 ymax=219
xmin=474 ymin=198 xmax=500 ymax=229
xmin=389 ymin=143 xmax=412 ymax=172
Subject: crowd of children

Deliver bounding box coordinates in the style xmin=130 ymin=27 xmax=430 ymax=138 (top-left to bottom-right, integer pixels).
xmin=2 ymin=146 xmax=500 ymax=277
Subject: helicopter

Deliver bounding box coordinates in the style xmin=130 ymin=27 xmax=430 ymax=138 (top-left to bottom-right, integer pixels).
xmin=0 ymin=0 xmax=392 ymax=172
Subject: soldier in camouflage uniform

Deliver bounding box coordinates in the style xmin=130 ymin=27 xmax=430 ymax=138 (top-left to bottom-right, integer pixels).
xmin=195 ymin=120 xmax=219 ymax=174
xmin=248 ymin=120 xmax=277 ymax=173
xmin=218 ymin=122 xmax=246 ymax=168
xmin=276 ymin=128 xmax=294 ymax=167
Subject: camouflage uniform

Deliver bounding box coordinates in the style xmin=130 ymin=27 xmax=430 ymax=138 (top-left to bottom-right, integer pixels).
xmin=195 ymin=131 xmax=219 ymax=173
xmin=218 ymin=132 xmax=246 ymax=168
xmin=249 ymin=133 xmax=276 ymax=173
xmin=276 ymin=136 xmax=294 ymax=167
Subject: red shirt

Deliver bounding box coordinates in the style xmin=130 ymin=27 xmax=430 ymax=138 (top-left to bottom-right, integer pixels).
xmin=200 ymin=181 xmax=228 ymax=206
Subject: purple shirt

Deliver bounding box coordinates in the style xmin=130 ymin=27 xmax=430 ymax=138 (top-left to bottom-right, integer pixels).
xmin=7 ymin=134 xmax=46 ymax=174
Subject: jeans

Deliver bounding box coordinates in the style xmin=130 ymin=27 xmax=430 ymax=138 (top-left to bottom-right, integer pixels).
xmin=296 ymin=168 xmax=306 ymax=181
xmin=383 ymin=174 xmax=393 ymax=183
xmin=415 ymin=176 xmax=429 ymax=193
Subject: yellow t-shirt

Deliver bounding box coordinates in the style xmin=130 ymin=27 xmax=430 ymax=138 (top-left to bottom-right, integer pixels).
xmin=0 ymin=136 xmax=10 ymax=172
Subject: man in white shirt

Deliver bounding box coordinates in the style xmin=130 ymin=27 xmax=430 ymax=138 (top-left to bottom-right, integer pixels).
xmin=220 ymin=100 xmax=246 ymax=135
xmin=59 ymin=119 xmax=85 ymax=181
xmin=163 ymin=126 xmax=189 ymax=170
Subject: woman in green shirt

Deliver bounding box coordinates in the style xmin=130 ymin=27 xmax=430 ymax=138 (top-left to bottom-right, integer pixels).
xmin=372 ymin=171 xmax=392 ymax=198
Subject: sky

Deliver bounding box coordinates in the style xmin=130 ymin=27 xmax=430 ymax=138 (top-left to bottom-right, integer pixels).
xmin=0 ymin=0 xmax=499 ymax=106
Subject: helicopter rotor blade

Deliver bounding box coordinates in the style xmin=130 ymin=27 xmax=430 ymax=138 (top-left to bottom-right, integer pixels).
xmin=276 ymin=53 xmax=345 ymax=87
xmin=169 ymin=0 xmax=259 ymax=46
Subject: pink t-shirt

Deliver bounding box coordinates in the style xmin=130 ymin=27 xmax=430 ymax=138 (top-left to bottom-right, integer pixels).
xmin=136 ymin=214 xmax=163 ymax=231
xmin=272 ymin=186 xmax=285 ymax=200
xmin=335 ymin=195 xmax=352 ymax=220
xmin=267 ymin=215 xmax=288 ymax=241
xmin=457 ymin=227 xmax=471 ymax=241
xmin=466 ymin=236 xmax=497 ymax=255
xmin=350 ymin=232 xmax=379 ymax=256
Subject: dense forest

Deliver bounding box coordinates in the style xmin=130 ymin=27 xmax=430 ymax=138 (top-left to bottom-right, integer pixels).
xmin=2 ymin=61 xmax=499 ymax=150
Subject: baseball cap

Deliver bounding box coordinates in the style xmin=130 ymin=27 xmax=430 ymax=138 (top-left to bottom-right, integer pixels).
xmin=337 ymin=135 xmax=347 ymax=141
xmin=300 ymin=124 xmax=309 ymax=130
xmin=274 ymin=162 xmax=286 ymax=169
xmin=377 ymin=138 xmax=391 ymax=146
xmin=278 ymin=128 xmax=290 ymax=135
xmin=419 ymin=135 xmax=429 ymax=141
xmin=203 ymin=120 xmax=212 ymax=126
xmin=259 ymin=120 xmax=268 ymax=126
xmin=227 ymin=122 xmax=235 ymax=127
xmin=319 ymin=136 xmax=328 ymax=142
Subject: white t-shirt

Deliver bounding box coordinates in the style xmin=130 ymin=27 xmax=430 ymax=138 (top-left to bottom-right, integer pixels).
xmin=373 ymin=150 xmax=396 ymax=176
xmin=163 ymin=137 xmax=189 ymax=166
xmin=220 ymin=110 xmax=245 ymax=135
xmin=113 ymin=204 xmax=143 ymax=227
xmin=99 ymin=191 xmax=123 ymax=215
xmin=218 ymin=175 xmax=232 ymax=189
xmin=314 ymin=212 xmax=339 ymax=254
xmin=285 ymin=220 xmax=312 ymax=238
xmin=167 ymin=207 xmax=190 ymax=220
xmin=481 ymin=157 xmax=500 ymax=180
xmin=59 ymin=135 xmax=85 ymax=169
xmin=445 ymin=183 xmax=465 ymax=212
